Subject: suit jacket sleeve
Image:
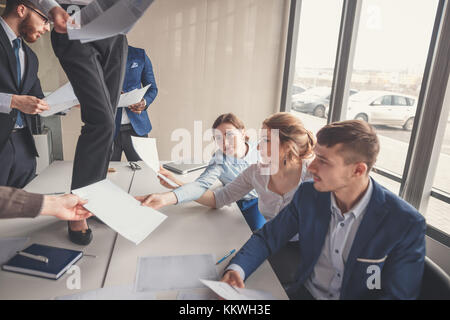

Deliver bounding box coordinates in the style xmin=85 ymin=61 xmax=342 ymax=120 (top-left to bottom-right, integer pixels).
xmin=228 ymin=184 xmax=304 ymax=280
xmin=0 ymin=187 xmax=43 ymax=219
xmin=28 ymin=74 xmax=45 ymax=99
xmin=379 ymin=215 xmax=426 ymax=299
xmin=142 ymin=52 xmax=158 ymax=109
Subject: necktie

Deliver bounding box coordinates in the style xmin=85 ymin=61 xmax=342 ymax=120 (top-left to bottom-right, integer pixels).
xmin=13 ymin=38 xmax=24 ymax=128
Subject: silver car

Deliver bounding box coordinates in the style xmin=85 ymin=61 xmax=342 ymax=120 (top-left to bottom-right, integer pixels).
xmin=292 ymin=87 xmax=358 ymax=118
xmin=345 ymin=91 xmax=417 ymax=131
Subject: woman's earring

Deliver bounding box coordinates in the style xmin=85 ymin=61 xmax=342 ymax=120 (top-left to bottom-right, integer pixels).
xmin=284 ymin=158 xmax=287 ymax=166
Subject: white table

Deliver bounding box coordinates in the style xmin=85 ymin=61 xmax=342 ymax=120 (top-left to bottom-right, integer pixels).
xmin=0 ymin=161 xmax=134 ymax=300
xmin=103 ymin=162 xmax=288 ymax=300
xmin=0 ymin=161 xmax=288 ymax=300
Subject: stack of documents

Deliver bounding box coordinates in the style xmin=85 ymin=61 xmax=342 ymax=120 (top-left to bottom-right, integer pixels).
xmin=72 ymin=179 xmax=167 ymax=245
xmin=68 ymin=0 xmax=155 ymax=43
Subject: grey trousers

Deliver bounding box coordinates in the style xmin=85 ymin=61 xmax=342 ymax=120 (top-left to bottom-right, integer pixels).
xmin=51 ymin=31 xmax=128 ymax=190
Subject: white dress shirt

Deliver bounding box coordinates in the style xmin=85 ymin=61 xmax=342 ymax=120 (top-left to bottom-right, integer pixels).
xmin=304 ymin=179 xmax=373 ymax=300
xmin=0 ymin=17 xmax=25 ymax=115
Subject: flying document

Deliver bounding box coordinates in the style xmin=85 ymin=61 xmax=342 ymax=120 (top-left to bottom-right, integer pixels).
xmin=67 ymin=0 xmax=155 ymax=43
xmin=72 ymin=179 xmax=167 ymax=245
xmin=41 ymin=82 xmax=79 ymax=117
xmin=131 ymin=137 xmax=180 ymax=188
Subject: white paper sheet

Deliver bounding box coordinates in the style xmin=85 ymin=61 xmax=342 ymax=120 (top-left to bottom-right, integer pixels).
xmin=131 ymin=137 xmax=179 ymax=188
xmin=68 ymin=0 xmax=155 ymax=43
xmin=118 ymin=84 xmax=151 ymax=107
xmin=177 ymin=290 xmax=218 ymax=300
xmin=72 ymin=179 xmax=167 ymax=245
xmin=41 ymin=82 xmax=79 ymax=117
xmin=0 ymin=237 xmax=29 ymax=265
xmin=135 ymin=254 xmax=219 ymax=292
xmin=200 ymin=279 xmax=276 ymax=300
xmin=56 ymin=284 xmax=155 ymax=300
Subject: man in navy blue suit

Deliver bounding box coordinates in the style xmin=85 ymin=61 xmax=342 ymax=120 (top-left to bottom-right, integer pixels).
xmin=111 ymin=45 xmax=158 ymax=161
xmin=222 ymin=120 xmax=426 ymax=300
xmin=0 ymin=0 xmax=50 ymax=188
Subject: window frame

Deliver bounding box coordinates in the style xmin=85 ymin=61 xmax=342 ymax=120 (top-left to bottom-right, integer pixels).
xmin=280 ymin=0 xmax=450 ymax=245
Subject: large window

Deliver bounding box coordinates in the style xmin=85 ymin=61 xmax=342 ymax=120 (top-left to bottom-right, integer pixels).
xmin=282 ymin=0 xmax=450 ymax=245
xmin=427 ymin=118 xmax=450 ymax=237
xmin=345 ymin=0 xmax=438 ymax=177
xmin=288 ymin=0 xmax=343 ymax=133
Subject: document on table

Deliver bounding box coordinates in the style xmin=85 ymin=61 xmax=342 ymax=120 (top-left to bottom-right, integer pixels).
xmin=118 ymin=84 xmax=151 ymax=107
xmin=67 ymin=0 xmax=155 ymax=43
xmin=0 ymin=237 xmax=29 ymax=265
xmin=177 ymin=290 xmax=218 ymax=300
xmin=56 ymin=284 xmax=155 ymax=300
xmin=200 ymin=279 xmax=276 ymax=300
xmin=131 ymin=137 xmax=179 ymax=188
xmin=41 ymin=82 xmax=79 ymax=117
xmin=72 ymin=179 xmax=167 ymax=245
xmin=135 ymin=254 xmax=219 ymax=292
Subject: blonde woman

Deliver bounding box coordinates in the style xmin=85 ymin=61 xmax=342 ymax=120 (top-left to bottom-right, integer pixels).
xmin=139 ymin=112 xmax=316 ymax=224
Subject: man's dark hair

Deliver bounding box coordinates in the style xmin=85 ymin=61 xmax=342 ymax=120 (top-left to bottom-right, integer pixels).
xmin=3 ymin=0 xmax=37 ymax=17
xmin=316 ymin=120 xmax=380 ymax=172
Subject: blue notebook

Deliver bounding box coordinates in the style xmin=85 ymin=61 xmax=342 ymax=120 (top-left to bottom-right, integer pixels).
xmin=2 ymin=244 xmax=83 ymax=280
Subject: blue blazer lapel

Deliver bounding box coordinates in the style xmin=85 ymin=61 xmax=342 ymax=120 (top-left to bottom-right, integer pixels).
xmin=312 ymin=191 xmax=332 ymax=266
xmin=341 ymin=179 xmax=389 ymax=295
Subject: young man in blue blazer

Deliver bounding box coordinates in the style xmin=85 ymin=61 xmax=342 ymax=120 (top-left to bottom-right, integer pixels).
xmin=222 ymin=120 xmax=426 ymax=300
xmin=111 ymin=45 xmax=158 ymax=161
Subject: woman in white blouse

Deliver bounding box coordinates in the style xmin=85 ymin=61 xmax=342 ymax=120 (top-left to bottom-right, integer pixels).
xmin=138 ymin=112 xmax=316 ymax=223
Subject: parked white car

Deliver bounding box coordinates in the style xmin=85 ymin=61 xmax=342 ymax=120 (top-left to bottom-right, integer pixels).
xmin=344 ymin=91 xmax=417 ymax=131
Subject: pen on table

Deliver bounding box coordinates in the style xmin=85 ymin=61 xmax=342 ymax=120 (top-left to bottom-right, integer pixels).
xmin=216 ymin=249 xmax=236 ymax=265
xmin=44 ymin=192 xmax=65 ymax=195
xmin=16 ymin=251 xmax=49 ymax=264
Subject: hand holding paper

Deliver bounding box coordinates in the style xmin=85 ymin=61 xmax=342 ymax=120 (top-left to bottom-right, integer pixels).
xmin=200 ymin=279 xmax=276 ymax=300
xmin=67 ymin=0 xmax=155 ymax=43
xmin=131 ymin=137 xmax=180 ymax=188
xmin=118 ymin=85 xmax=151 ymax=108
xmin=72 ymin=179 xmax=167 ymax=245
xmin=41 ymin=82 xmax=79 ymax=117
xmin=136 ymin=192 xmax=178 ymax=210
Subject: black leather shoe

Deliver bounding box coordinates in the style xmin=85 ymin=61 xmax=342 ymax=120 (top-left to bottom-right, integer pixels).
xmin=68 ymin=221 xmax=93 ymax=246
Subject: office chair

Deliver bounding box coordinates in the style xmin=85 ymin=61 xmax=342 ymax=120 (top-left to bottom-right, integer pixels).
xmin=419 ymin=256 xmax=450 ymax=300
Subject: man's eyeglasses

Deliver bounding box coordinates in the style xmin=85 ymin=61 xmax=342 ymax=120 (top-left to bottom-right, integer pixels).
xmin=21 ymin=2 xmax=50 ymax=25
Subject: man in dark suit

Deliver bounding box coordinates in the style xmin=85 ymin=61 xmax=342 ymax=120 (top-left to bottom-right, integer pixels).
xmin=27 ymin=0 xmax=128 ymax=245
xmin=111 ymin=45 xmax=158 ymax=161
xmin=222 ymin=120 xmax=426 ymax=300
xmin=0 ymin=0 xmax=50 ymax=188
